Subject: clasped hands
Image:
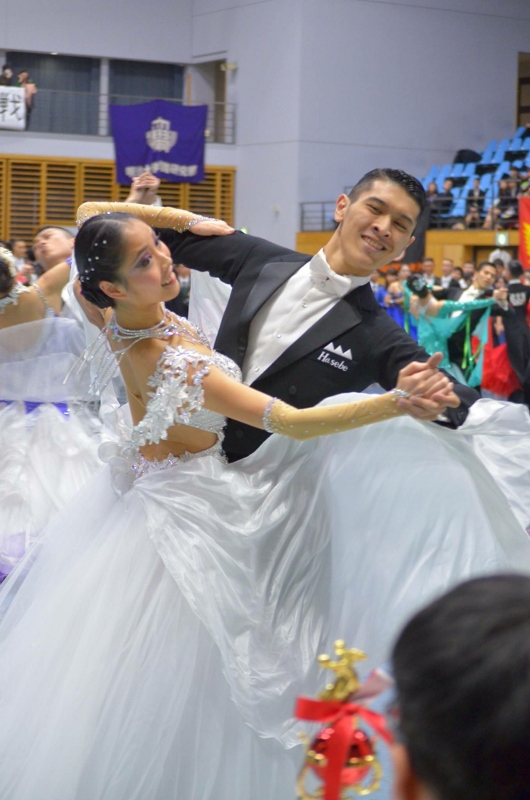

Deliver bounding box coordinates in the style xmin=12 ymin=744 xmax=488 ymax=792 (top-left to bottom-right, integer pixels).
xmin=395 ymin=352 xmax=460 ymax=420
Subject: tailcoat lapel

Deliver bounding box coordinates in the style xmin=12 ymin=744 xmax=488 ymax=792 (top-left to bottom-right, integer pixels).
xmin=258 ymin=291 xmax=364 ymax=381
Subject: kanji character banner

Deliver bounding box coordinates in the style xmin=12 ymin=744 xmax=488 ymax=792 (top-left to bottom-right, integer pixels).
xmin=109 ymin=100 xmax=207 ymax=184
xmin=0 ymin=87 xmax=26 ymax=130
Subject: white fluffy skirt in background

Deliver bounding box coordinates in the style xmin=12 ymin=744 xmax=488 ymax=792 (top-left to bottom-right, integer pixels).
xmin=0 ymin=402 xmax=102 ymax=575
xmin=0 ymin=398 xmax=528 ymax=799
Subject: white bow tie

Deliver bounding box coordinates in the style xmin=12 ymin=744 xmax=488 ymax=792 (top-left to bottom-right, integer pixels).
xmin=309 ymin=255 xmax=360 ymax=298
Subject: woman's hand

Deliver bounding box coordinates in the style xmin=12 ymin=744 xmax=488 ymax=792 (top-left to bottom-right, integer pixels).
xmin=190 ymin=218 xmax=235 ymax=237
xmin=396 ymin=353 xmax=460 ymax=420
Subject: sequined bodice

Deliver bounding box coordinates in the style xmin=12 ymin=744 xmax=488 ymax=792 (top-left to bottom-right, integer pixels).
xmin=131 ymin=345 xmax=242 ymax=448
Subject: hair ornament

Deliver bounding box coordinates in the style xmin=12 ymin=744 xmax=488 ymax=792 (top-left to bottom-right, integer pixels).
xmin=295 ymin=641 xmax=393 ymax=800
xmin=0 ymin=246 xmax=18 ymax=278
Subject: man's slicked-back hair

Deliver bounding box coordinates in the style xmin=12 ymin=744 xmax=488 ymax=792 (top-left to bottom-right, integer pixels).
xmin=392 ymin=574 xmax=530 ymax=800
xmin=347 ymin=168 xmax=427 ymax=219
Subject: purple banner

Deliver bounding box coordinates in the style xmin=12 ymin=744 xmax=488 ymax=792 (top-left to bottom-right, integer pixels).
xmin=109 ymin=100 xmax=207 ymax=184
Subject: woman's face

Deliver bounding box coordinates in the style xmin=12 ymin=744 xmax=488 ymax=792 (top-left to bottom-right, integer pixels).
xmin=106 ymin=219 xmax=179 ymax=307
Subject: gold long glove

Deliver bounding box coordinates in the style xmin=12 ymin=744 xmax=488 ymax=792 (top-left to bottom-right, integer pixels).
xmin=263 ymin=392 xmax=408 ymax=441
xmin=76 ymin=201 xmax=204 ymax=232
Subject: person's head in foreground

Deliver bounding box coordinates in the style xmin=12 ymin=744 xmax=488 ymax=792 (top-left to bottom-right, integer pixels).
xmin=391 ymin=574 xmax=530 ymax=800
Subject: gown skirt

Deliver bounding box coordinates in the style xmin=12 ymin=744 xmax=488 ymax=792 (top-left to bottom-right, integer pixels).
xmin=0 ymin=394 xmax=528 ymax=799
xmin=0 ymin=317 xmax=102 ymax=575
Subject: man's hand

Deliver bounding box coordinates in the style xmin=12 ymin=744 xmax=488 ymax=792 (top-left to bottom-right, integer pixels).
xmin=125 ymin=173 xmax=161 ymax=205
xmin=396 ymin=352 xmax=460 ymax=420
xmin=493 ymin=287 xmax=509 ymax=310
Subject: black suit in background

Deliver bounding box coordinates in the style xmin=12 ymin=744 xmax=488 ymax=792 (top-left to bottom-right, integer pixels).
xmin=162 ymin=230 xmax=479 ymax=461
xmin=505 ymin=282 xmax=530 ymax=405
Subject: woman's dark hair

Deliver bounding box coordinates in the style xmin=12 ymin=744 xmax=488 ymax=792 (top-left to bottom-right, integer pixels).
xmin=0 ymin=249 xmax=16 ymax=294
xmin=392 ymin=575 xmax=530 ymax=800
xmin=75 ymin=213 xmax=138 ymax=309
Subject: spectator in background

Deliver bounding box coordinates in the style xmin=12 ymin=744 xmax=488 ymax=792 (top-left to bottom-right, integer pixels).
xmin=384 ymin=264 xmax=411 ymax=329
xmin=17 ymin=69 xmax=37 ymax=130
xmin=432 ymin=258 xmax=460 ymax=298
xmin=426 ymin=181 xmax=440 ymax=228
xmin=9 ymin=238 xmax=35 ymax=284
xmin=0 ymin=64 xmax=13 ymax=86
xmin=436 ymin=178 xmax=455 ymax=228
xmin=503 ymin=259 xmax=530 ymax=406
xmin=421 ymin=257 xmax=440 ymax=286
xmin=466 ymin=176 xmax=485 ymax=214
xmin=452 ymin=266 xmax=467 ymax=289
xmin=464 ymin=203 xmax=481 ymax=229
xmin=462 ymin=261 xmax=475 ymax=286
xmin=369 ymin=270 xmax=386 ymax=305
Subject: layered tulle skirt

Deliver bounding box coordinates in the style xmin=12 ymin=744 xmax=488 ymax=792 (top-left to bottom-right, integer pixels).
xmin=0 ymin=397 xmax=528 ymax=799
xmin=0 ymin=401 xmax=102 ymax=575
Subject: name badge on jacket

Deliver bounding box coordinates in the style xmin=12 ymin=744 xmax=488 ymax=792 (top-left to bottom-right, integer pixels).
xmin=316 ymin=342 xmax=352 ymax=372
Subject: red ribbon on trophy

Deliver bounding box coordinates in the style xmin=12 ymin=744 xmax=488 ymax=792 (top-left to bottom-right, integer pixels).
xmin=294 ymin=642 xmax=394 ymax=800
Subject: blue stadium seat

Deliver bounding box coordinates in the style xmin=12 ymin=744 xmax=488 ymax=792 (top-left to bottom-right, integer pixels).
xmin=480 ymin=140 xmax=497 ymax=162
xmin=515 ymin=126 xmax=527 ymax=137
xmin=463 ymin=163 xmax=476 ymax=177
xmin=494 ymin=161 xmax=510 ymax=180
xmin=479 ymin=173 xmax=493 ymax=191
xmin=492 ymin=139 xmax=510 ymax=162
xmin=451 ymin=198 xmax=467 ymax=217
xmin=450 ymin=163 xmax=464 ymax=178
xmin=423 ymin=165 xmax=439 ymax=184
xmin=510 ymin=137 xmax=524 ymax=150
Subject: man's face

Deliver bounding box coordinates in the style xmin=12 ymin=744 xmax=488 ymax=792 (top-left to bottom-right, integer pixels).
xmin=473 ymin=179 xmax=480 ymax=189
xmin=12 ymin=240 xmax=27 ymax=259
xmin=462 ymin=263 xmax=475 ymax=281
xmin=33 ymin=228 xmax=74 ymax=271
xmin=422 ymin=260 xmax=434 ymax=276
xmin=441 ymin=259 xmax=453 ymax=276
xmin=326 ymin=180 xmax=417 ymax=276
xmin=443 ymin=180 xmax=453 ymax=193
xmin=3 ymin=68 xmax=12 ymax=79
xmin=474 ymin=266 xmax=496 ymax=291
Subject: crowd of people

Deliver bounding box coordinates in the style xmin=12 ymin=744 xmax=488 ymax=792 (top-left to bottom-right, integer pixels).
xmin=426 ymin=164 xmax=529 ymax=230
xmin=371 ymin=254 xmax=530 ymax=405
xmin=0 ymin=168 xmax=529 ymax=799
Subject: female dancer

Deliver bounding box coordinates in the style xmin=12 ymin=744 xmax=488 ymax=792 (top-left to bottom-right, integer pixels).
xmin=0 ymin=247 xmax=101 ymax=576
xmin=0 ymin=206 xmax=528 ymax=800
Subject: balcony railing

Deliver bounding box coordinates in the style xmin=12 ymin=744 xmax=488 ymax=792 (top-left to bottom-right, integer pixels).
xmin=300 ymin=181 xmax=525 ymax=232
xmin=14 ymin=89 xmax=236 ymax=144
xmin=300 ymin=202 xmax=338 ymax=232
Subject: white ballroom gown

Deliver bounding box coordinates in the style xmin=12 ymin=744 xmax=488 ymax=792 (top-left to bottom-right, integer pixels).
xmin=0 ymin=341 xmax=528 ymax=799
xmin=0 ymin=314 xmax=102 ymax=576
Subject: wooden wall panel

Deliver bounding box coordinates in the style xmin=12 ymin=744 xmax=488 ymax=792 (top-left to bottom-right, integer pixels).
xmin=7 ymin=160 xmax=42 ymax=241
xmin=0 ymin=157 xmax=236 ymax=241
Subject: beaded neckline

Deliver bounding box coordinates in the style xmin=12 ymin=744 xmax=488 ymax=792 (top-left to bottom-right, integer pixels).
xmin=67 ymin=305 xmax=211 ymax=398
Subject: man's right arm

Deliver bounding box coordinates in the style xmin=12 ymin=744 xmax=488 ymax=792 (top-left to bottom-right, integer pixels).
xmin=160 ymin=229 xmax=296 ymax=286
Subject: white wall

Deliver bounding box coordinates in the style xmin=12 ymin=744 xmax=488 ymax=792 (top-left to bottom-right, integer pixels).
xmin=297 ymin=0 xmax=530 ymax=204
xmin=3 ymin=0 xmax=530 ymax=248
xmin=0 ymin=0 xmax=192 ymax=62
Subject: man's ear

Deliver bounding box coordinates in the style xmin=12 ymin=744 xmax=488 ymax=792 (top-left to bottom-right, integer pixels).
xmin=391 ymin=742 xmax=429 ymax=800
xmin=99 ymin=280 xmax=126 ymax=302
xmin=334 ymin=194 xmax=350 ymax=224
